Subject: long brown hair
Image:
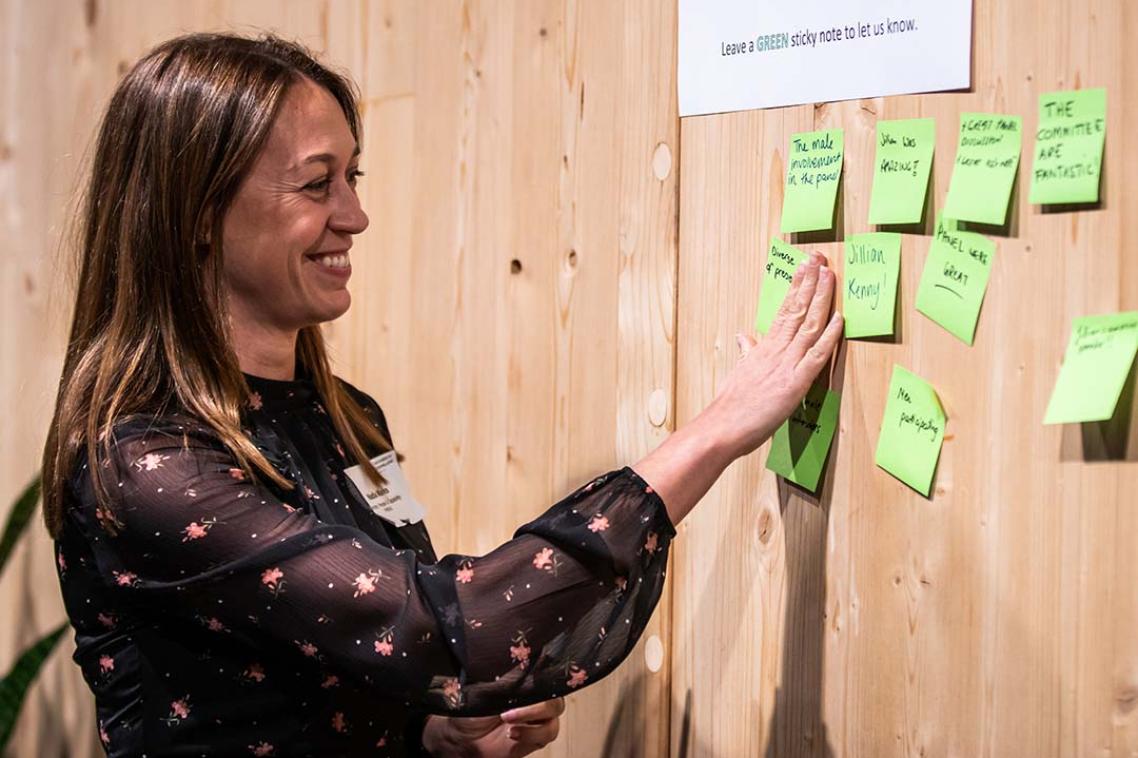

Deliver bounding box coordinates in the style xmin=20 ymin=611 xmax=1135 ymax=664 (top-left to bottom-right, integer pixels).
xmin=42 ymin=32 xmax=390 ymax=537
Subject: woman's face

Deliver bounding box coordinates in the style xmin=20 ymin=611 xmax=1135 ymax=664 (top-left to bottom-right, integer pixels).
xmin=221 ymin=77 xmax=369 ymax=333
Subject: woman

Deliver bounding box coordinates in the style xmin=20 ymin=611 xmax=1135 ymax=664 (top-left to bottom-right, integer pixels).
xmin=43 ymin=33 xmax=841 ymax=757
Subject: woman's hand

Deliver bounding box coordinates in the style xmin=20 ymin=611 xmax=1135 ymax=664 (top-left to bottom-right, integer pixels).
xmin=422 ymin=698 xmax=564 ymax=757
xmin=632 ymin=252 xmax=842 ymax=525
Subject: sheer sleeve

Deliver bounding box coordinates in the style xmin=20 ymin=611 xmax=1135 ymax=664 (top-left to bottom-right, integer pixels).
xmin=70 ymin=419 xmax=674 ymax=717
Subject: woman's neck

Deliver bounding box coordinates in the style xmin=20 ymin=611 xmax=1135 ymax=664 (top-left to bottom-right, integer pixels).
xmin=229 ymin=317 xmax=299 ymax=381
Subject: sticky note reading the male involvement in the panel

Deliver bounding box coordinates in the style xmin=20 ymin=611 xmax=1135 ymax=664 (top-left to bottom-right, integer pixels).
xmin=868 ymin=118 xmax=936 ymax=225
xmin=1028 ymin=88 xmax=1107 ymax=205
xmin=943 ymin=113 xmax=1022 ymax=226
xmin=875 ymin=365 xmax=946 ymax=497
xmin=915 ymin=217 xmax=996 ymax=345
xmin=766 ymin=383 xmax=841 ymax=493
xmin=781 ymin=129 xmax=844 ymax=234
xmin=844 ymin=232 xmax=901 ymax=339
xmin=754 ymin=238 xmax=807 ymax=335
xmin=1043 ymin=312 xmax=1138 ymax=425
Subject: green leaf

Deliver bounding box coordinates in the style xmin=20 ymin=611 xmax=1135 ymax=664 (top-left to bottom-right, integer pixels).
xmin=0 ymin=477 xmax=41 ymax=580
xmin=0 ymin=623 xmax=67 ymax=750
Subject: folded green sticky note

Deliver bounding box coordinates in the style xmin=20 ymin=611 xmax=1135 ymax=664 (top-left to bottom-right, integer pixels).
xmin=943 ymin=113 xmax=1022 ymax=225
xmin=1043 ymin=312 xmax=1138 ymax=424
xmin=844 ymin=232 xmax=901 ymax=339
xmin=766 ymin=383 xmax=841 ymax=493
xmin=875 ymin=365 xmax=946 ymax=497
xmin=754 ymin=238 xmax=807 ymax=335
xmin=781 ymin=129 xmax=844 ymax=233
xmin=1028 ymin=88 xmax=1107 ymax=205
xmin=868 ymin=118 xmax=936 ymax=225
xmin=915 ymin=217 xmax=996 ymax=345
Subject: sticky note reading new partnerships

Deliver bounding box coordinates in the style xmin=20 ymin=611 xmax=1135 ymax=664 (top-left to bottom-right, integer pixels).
xmin=844 ymin=233 xmax=901 ymax=339
xmin=875 ymin=365 xmax=946 ymax=497
xmin=915 ymin=217 xmax=997 ymax=345
xmin=943 ymin=113 xmax=1022 ymax=226
xmin=754 ymin=238 xmax=807 ymax=335
xmin=766 ymin=383 xmax=841 ymax=493
xmin=781 ymin=129 xmax=844 ymax=234
xmin=1043 ymin=312 xmax=1138 ymax=425
xmin=868 ymin=118 xmax=936 ymax=225
xmin=1029 ymin=88 xmax=1107 ymax=205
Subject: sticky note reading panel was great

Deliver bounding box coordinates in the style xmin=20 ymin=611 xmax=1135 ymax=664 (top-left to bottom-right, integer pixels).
xmin=781 ymin=129 xmax=844 ymax=233
xmin=868 ymin=118 xmax=936 ymax=225
xmin=875 ymin=365 xmax=946 ymax=497
xmin=1043 ymin=312 xmax=1138 ymax=425
xmin=844 ymin=233 xmax=901 ymax=339
xmin=943 ymin=113 xmax=1022 ymax=226
xmin=1028 ymin=88 xmax=1106 ymax=205
xmin=915 ymin=217 xmax=996 ymax=345
xmin=754 ymin=238 xmax=807 ymax=335
xmin=766 ymin=384 xmax=841 ymax=493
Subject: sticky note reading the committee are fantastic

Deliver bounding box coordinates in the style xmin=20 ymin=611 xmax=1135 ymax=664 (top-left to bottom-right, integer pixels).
xmin=843 ymin=232 xmax=901 ymax=339
xmin=943 ymin=113 xmax=1022 ymax=226
xmin=915 ymin=217 xmax=996 ymax=345
xmin=868 ymin=118 xmax=936 ymax=225
xmin=766 ymin=383 xmax=841 ymax=493
xmin=1043 ymin=312 xmax=1138 ymax=425
xmin=1028 ymin=88 xmax=1107 ymax=205
xmin=875 ymin=365 xmax=946 ymax=497
xmin=754 ymin=238 xmax=807 ymax=335
xmin=781 ymin=129 xmax=844 ymax=234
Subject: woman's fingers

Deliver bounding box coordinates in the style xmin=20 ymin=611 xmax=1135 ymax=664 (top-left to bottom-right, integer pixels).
xmin=501 ymin=697 xmax=565 ymax=724
xmin=795 ymin=311 xmax=844 ymax=384
xmin=507 ymin=718 xmax=561 ymax=750
xmin=735 ymin=333 xmax=758 ymax=360
xmin=767 ymin=254 xmax=822 ymax=345
xmin=790 ymin=264 xmax=836 ymax=355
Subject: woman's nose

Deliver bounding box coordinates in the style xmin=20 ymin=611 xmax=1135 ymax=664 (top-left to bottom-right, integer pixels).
xmin=330 ymin=186 xmax=369 ymax=235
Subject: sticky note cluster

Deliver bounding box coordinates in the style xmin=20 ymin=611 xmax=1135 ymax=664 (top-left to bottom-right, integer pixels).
xmin=944 ymin=113 xmax=1022 ymax=226
xmin=875 ymin=365 xmax=946 ymax=497
xmin=1028 ymin=88 xmax=1107 ymax=205
xmin=754 ymin=238 xmax=806 ymax=334
xmin=766 ymin=383 xmax=841 ymax=493
xmin=915 ymin=217 xmax=997 ymax=345
xmin=1044 ymin=312 xmax=1138 ymax=424
xmin=781 ymin=129 xmax=844 ymax=233
xmin=868 ymin=118 xmax=935 ymax=225
xmin=843 ymin=232 xmax=901 ymax=339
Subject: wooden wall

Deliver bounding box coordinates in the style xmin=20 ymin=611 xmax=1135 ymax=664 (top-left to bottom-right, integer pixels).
xmin=3 ymin=1 xmax=1137 ymax=757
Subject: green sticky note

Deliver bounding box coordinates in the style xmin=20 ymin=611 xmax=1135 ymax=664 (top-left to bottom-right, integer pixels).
xmin=943 ymin=113 xmax=1022 ymax=225
xmin=754 ymin=238 xmax=807 ymax=334
xmin=915 ymin=217 xmax=996 ymax=345
xmin=781 ymin=129 xmax=844 ymax=233
xmin=868 ymin=118 xmax=936 ymax=225
xmin=843 ymin=232 xmax=901 ymax=339
xmin=766 ymin=384 xmax=841 ymax=492
xmin=875 ymin=365 xmax=946 ymax=497
xmin=1028 ymin=88 xmax=1106 ymax=205
xmin=1043 ymin=312 xmax=1138 ymax=424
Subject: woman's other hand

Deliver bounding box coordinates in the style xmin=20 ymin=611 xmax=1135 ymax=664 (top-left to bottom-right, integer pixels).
xmin=422 ymin=698 xmax=564 ymax=757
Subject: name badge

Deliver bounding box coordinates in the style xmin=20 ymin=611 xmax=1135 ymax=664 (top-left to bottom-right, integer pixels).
xmin=343 ymin=451 xmax=426 ymax=527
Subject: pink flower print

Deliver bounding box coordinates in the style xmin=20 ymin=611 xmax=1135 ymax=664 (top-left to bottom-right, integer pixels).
xmin=296 ymin=640 xmax=319 ymax=658
xmin=566 ymin=664 xmax=588 ymax=689
xmin=645 ymin=485 xmax=654 ymax=494
xmin=509 ymin=631 xmax=531 ymax=668
xmin=134 ymin=452 xmax=170 ymax=472
xmin=335 ymin=443 xmax=347 ymax=460
xmin=321 ymin=674 xmax=339 ymax=689
xmin=644 ymin=531 xmax=659 ymax=554
xmin=280 ymin=502 xmax=297 ymax=513
xmin=95 ymin=505 xmax=123 ymax=533
xmin=303 ymin=485 xmax=319 ymax=501
xmin=588 ymin=514 xmax=610 ymax=533
xmin=374 ymin=628 xmax=395 ymax=657
xmin=615 ymin=576 xmax=628 ymax=592
xmin=163 ymin=696 xmax=191 ymax=725
xmin=376 ymin=733 xmax=388 ymax=748
xmin=97 ymin=612 xmax=117 ymax=629
xmin=250 ymin=743 xmax=274 ymax=756
xmin=229 ymin=467 xmax=246 ymax=481
xmin=247 ymin=391 xmax=264 ymax=411
xmin=441 ymin=678 xmax=462 ymax=708
xmin=99 ymin=655 xmax=114 ymax=674
xmin=331 ymin=711 xmax=347 ymax=733
xmin=261 ymin=567 xmax=284 ymax=596
xmin=532 ymin=547 xmax=554 ymax=571
xmin=243 ymin=663 xmax=265 ymax=683
xmin=352 ymin=569 xmax=382 ymax=598
xmin=181 ymin=518 xmax=216 ymax=542
xmin=455 ymin=560 xmax=474 ymax=584
xmin=56 ymin=550 xmax=67 ymax=574
xmin=98 ymin=720 xmax=110 ymax=746
xmin=113 ymin=570 xmax=138 ymax=588
xmin=204 ymin=617 xmax=227 ymax=633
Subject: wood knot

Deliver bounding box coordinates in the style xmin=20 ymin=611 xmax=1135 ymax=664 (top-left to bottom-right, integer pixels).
xmin=510 ymin=259 xmax=523 ymax=275
xmin=757 ymin=510 xmax=774 ymax=545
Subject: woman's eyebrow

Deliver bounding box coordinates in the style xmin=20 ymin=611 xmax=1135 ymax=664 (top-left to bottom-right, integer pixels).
xmin=292 ymin=144 xmax=362 ymax=170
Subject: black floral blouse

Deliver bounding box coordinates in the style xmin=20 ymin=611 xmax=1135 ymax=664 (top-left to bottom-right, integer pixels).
xmin=54 ymin=371 xmax=674 ymax=756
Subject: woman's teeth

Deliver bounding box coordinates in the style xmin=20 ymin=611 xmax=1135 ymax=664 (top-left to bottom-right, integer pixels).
xmin=314 ymin=253 xmax=350 ymax=269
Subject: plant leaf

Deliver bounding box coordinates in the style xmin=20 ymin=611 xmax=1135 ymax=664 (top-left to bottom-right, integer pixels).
xmin=0 ymin=477 xmax=41 ymax=580
xmin=0 ymin=623 xmax=67 ymax=750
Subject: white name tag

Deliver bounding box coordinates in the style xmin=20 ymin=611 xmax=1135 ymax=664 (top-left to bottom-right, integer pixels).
xmin=343 ymin=451 xmax=426 ymax=527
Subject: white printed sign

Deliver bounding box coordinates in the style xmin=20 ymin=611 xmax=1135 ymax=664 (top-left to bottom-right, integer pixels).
xmin=343 ymin=451 xmax=427 ymax=527
xmin=679 ymin=0 xmax=972 ymax=117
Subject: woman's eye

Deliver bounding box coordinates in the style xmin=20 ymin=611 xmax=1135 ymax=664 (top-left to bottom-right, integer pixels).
xmin=304 ymin=178 xmax=331 ymax=192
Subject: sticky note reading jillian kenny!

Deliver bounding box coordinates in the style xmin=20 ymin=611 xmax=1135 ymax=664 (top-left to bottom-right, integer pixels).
xmin=843 ymin=232 xmax=901 ymax=339
xmin=875 ymin=365 xmax=946 ymax=497
xmin=766 ymin=383 xmax=841 ymax=493
xmin=1028 ymin=88 xmax=1107 ymax=205
xmin=943 ymin=113 xmax=1022 ymax=225
xmin=754 ymin=238 xmax=807 ymax=335
xmin=781 ymin=129 xmax=844 ymax=233
xmin=868 ymin=118 xmax=936 ymax=225
xmin=915 ymin=217 xmax=996 ymax=345
xmin=1043 ymin=312 xmax=1138 ymax=424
